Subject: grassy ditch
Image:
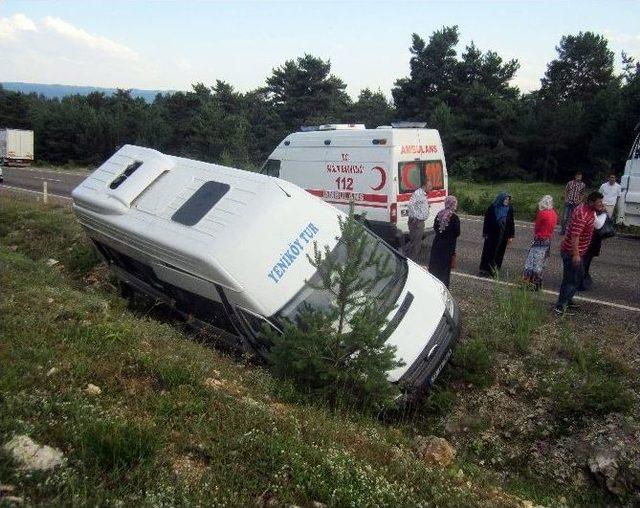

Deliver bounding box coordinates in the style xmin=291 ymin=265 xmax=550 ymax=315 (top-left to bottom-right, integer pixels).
xmin=1 ymin=195 xmax=639 ymax=506
xmin=1 ymin=196 xmax=524 ymax=506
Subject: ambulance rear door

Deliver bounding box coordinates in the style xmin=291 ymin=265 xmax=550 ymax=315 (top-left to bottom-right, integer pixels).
xmin=396 ymin=130 xmax=447 ymax=231
xmin=319 ymin=137 xmax=391 ymax=223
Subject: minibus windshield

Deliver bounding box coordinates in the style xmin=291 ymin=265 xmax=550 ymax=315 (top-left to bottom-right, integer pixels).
xmin=276 ymin=231 xmax=408 ymax=325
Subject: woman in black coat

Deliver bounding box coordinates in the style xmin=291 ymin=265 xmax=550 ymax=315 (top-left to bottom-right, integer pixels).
xmin=428 ymin=196 xmax=460 ymax=288
xmin=479 ymin=191 xmax=515 ymax=276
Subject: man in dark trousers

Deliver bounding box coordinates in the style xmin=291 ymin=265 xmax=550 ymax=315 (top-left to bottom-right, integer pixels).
xmin=560 ymin=171 xmax=586 ymax=235
xmin=555 ymin=191 xmax=603 ymax=314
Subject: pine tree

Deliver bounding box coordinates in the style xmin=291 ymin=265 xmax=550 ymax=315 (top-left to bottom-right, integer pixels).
xmin=268 ymin=204 xmax=404 ymax=412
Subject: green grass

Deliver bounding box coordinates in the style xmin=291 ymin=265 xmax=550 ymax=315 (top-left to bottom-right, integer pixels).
xmin=547 ymin=325 xmax=633 ymax=422
xmin=449 ymin=178 xmax=565 ymax=221
xmin=448 ymin=283 xmax=547 ymax=388
xmin=1 ymin=195 xmax=637 ymax=507
xmin=0 ymin=195 xmax=520 ymax=507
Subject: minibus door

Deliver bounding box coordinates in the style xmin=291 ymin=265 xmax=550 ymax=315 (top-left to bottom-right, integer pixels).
xmin=215 ymin=285 xmax=276 ymax=360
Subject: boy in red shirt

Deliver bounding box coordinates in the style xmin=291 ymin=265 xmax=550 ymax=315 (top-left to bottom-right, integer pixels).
xmin=555 ymin=191 xmax=603 ymax=314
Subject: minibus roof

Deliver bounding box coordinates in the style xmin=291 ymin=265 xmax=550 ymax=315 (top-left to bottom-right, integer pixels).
xmin=72 ymin=145 xmax=343 ymax=316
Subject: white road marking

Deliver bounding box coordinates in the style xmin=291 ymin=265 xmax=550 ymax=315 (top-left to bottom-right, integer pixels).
xmin=31 ymin=176 xmax=63 ymax=183
xmin=10 ymin=166 xmax=89 ymax=177
xmin=1 ymin=184 xmax=73 ymax=201
xmin=451 ymin=270 xmax=640 ymax=313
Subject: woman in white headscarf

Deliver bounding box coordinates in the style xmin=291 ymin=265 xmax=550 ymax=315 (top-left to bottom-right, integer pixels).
xmin=523 ymin=195 xmax=558 ymax=290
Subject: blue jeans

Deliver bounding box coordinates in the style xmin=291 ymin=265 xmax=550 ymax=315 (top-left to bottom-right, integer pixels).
xmin=556 ymin=251 xmax=584 ymax=309
xmin=560 ymin=203 xmax=575 ymax=234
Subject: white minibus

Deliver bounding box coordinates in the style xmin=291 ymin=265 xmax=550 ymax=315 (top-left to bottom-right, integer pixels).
xmin=72 ymin=145 xmax=460 ymax=395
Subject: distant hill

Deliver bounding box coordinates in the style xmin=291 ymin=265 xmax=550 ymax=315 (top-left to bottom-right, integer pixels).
xmin=1 ymin=82 xmax=176 ymax=103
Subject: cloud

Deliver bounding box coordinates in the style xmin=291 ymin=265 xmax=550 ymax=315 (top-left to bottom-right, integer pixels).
xmin=42 ymin=16 xmax=138 ymax=61
xmin=0 ymin=13 xmax=36 ymax=39
xmin=604 ymin=30 xmax=640 ymax=54
xmin=0 ymin=13 xmax=182 ymax=89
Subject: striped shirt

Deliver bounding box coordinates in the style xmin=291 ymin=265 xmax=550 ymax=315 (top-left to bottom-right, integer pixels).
xmin=561 ymin=204 xmax=595 ymax=256
xmin=564 ymin=179 xmax=586 ymax=205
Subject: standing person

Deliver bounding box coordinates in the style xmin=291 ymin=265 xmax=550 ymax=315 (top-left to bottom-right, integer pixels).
xmin=479 ymin=192 xmax=515 ymax=277
xmin=554 ymin=191 xmax=603 ymax=314
xmin=580 ymin=201 xmax=613 ymax=290
xmin=560 ymin=171 xmax=586 ymax=234
xmin=599 ymin=173 xmax=622 ymax=219
xmin=428 ymin=196 xmax=460 ymax=288
xmin=406 ymin=181 xmax=432 ymax=262
xmin=523 ymin=195 xmax=558 ymax=290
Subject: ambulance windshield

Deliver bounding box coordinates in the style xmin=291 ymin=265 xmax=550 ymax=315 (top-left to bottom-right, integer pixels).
xmin=276 ymin=231 xmax=407 ymax=325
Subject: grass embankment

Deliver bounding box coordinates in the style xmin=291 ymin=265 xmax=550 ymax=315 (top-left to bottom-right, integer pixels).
xmin=1 ymin=195 xmax=639 ymax=506
xmin=449 ymin=179 xmax=565 ymax=222
xmin=0 ymin=196 xmax=520 ymax=506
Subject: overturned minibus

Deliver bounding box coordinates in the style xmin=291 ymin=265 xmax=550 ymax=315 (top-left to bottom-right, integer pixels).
xmin=71 ymin=145 xmax=460 ymax=395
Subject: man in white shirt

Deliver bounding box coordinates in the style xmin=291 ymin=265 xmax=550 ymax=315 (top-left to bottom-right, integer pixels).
xmin=406 ymin=180 xmax=432 ymax=262
xmin=599 ymin=174 xmax=622 ymax=219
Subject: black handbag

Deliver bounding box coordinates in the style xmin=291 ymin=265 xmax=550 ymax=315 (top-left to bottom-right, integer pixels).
xmin=597 ymin=216 xmax=616 ymax=239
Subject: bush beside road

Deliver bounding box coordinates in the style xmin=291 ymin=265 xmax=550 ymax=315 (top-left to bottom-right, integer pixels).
xmin=450 ymin=178 xmax=565 ymax=222
xmin=1 ymin=195 xmax=639 ymax=505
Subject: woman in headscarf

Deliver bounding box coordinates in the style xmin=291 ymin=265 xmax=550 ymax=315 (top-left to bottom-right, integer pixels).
xmin=428 ymin=196 xmax=460 ymax=288
xmin=479 ymin=191 xmax=515 ymax=276
xmin=523 ymin=195 xmax=558 ymax=290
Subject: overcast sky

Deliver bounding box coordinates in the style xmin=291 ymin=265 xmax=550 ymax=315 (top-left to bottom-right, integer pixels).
xmin=1 ymin=0 xmax=639 ymax=98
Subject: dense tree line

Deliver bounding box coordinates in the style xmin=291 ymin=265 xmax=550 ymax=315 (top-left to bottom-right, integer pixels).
xmin=1 ymin=27 xmax=638 ymax=183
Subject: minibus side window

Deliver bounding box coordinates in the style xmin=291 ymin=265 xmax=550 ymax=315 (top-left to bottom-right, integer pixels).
xmin=172 ymin=181 xmax=230 ymax=226
xmin=261 ymin=159 xmax=281 ymax=177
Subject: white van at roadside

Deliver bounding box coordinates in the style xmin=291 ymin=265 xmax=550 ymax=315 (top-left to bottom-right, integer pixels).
xmin=262 ymin=123 xmax=449 ymax=245
xmin=618 ymin=129 xmax=640 ymax=227
xmin=71 ymin=145 xmax=460 ymax=396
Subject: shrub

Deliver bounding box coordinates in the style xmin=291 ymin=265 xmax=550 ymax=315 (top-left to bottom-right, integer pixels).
xmin=549 ymin=327 xmax=633 ymax=419
xmin=550 ymin=371 xmax=633 ymax=418
xmin=490 ymin=284 xmax=546 ymax=354
xmin=448 ymin=337 xmax=495 ymax=387
xmin=267 ymin=204 xmax=404 ymax=412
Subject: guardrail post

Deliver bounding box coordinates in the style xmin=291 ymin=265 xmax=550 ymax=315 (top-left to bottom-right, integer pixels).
xmin=43 ymin=180 xmax=48 ymax=204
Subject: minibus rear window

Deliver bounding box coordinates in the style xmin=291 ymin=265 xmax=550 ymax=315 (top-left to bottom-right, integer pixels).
xmin=398 ymin=160 xmax=444 ymax=193
xmin=172 ymin=181 xmax=230 ymax=226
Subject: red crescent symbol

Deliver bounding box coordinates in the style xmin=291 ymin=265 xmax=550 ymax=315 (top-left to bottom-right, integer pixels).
xmin=370 ymin=166 xmax=386 ymax=191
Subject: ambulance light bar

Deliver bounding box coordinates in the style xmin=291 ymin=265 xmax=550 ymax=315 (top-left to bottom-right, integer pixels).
xmin=318 ymin=124 xmax=365 ymax=131
xmin=391 ymin=122 xmax=427 ymax=128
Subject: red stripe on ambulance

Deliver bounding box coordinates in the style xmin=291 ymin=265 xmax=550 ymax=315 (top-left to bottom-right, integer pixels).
xmin=397 ymin=189 xmax=447 ymax=202
xmin=306 ymin=189 xmax=388 ymax=204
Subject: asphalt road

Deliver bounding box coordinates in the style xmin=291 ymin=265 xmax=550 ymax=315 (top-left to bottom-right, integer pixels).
xmin=3 ymin=166 xmax=639 ymax=309
xmin=2 ymin=166 xmax=86 ymax=197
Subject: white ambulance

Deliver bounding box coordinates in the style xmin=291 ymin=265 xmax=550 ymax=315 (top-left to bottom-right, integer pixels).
xmin=71 ymin=145 xmax=460 ymax=397
xmin=262 ymin=123 xmax=449 ymax=245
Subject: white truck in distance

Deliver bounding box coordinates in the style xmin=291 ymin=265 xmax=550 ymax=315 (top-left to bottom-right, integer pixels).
xmin=71 ymin=145 xmax=460 ymax=397
xmin=0 ymin=128 xmax=34 ymax=167
xmin=263 ymin=123 xmax=449 ymax=246
xmin=618 ymin=130 xmax=640 ymax=227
